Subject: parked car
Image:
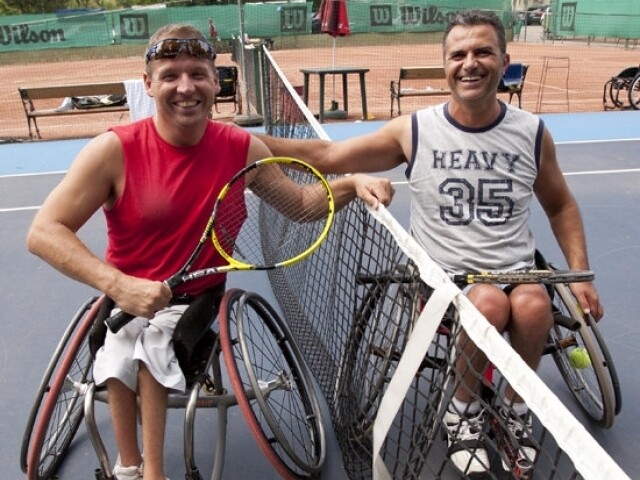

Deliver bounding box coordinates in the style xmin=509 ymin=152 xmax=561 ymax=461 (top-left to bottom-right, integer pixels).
xmin=517 ymin=5 xmax=546 ymax=25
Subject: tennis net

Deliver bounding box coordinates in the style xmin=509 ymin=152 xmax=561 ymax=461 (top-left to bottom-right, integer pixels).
xmin=259 ymin=47 xmax=628 ymax=480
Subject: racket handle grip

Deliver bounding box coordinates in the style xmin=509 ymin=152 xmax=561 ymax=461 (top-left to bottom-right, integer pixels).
xmin=105 ymin=310 xmax=135 ymax=334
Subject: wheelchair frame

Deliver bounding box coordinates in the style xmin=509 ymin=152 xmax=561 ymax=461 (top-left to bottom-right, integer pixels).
xmin=21 ymin=289 xmax=326 ymax=480
xmin=603 ymin=65 xmax=640 ymax=110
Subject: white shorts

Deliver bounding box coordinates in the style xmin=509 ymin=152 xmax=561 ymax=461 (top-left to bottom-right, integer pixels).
xmin=93 ymin=304 xmax=189 ymax=393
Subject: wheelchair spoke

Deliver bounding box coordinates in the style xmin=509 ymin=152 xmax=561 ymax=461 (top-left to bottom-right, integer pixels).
xmin=220 ymin=289 xmax=325 ymax=479
xmin=25 ymin=297 xmax=99 ymax=480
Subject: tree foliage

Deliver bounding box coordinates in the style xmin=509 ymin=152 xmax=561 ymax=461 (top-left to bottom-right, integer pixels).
xmin=1 ymin=0 xmax=191 ymax=14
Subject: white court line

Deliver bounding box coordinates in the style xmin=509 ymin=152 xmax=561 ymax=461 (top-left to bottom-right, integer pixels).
xmin=0 ymin=170 xmax=66 ymax=179
xmin=564 ymin=168 xmax=640 ymax=176
xmin=556 ymin=138 xmax=640 ymax=145
xmin=0 ymin=205 xmax=40 ymax=213
xmin=526 ymin=81 xmax=577 ymax=94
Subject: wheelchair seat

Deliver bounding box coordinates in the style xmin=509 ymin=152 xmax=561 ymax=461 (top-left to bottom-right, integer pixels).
xmin=85 ymin=292 xmax=224 ymax=480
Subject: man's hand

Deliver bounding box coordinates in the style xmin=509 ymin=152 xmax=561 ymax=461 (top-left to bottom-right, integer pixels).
xmin=111 ymin=275 xmax=172 ymax=320
xmin=569 ymin=281 xmax=604 ymax=321
xmin=351 ymin=174 xmax=395 ymax=209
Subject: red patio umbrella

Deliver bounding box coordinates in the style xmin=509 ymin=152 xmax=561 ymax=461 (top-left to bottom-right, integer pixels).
xmin=318 ymin=0 xmax=351 ymax=113
xmin=320 ymin=0 xmax=351 ymax=39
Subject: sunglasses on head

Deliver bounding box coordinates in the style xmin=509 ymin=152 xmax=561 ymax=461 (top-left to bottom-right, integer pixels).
xmin=145 ymin=38 xmax=217 ymax=64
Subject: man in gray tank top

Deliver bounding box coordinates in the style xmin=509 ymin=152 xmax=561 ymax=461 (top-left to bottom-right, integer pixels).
xmin=259 ymin=9 xmax=603 ymax=478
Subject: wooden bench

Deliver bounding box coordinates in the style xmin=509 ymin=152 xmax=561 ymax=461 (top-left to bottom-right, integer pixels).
xmin=390 ymin=66 xmax=450 ymax=117
xmin=18 ymin=83 xmax=129 ymax=139
xmin=390 ymin=63 xmax=529 ymax=117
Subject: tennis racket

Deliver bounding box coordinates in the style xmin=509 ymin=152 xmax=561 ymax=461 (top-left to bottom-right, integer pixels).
xmin=106 ymin=156 xmax=335 ymax=334
xmin=453 ymin=269 xmax=594 ymax=285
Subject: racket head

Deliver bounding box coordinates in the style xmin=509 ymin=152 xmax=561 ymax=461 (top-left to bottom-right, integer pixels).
xmin=211 ymin=156 xmax=335 ymax=271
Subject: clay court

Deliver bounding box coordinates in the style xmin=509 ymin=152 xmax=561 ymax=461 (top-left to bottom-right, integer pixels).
xmin=1 ymin=30 xmax=638 ymax=141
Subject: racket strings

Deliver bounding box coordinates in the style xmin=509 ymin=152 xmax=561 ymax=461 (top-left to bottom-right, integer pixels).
xmin=214 ymin=162 xmax=332 ymax=268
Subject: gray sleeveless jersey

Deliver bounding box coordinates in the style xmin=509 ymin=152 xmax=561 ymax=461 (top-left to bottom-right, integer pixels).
xmin=407 ymin=101 xmax=544 ymax=274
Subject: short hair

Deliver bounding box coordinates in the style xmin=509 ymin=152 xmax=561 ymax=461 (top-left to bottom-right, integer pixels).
xmin=443 ymin=10 xmax=507 ymax=55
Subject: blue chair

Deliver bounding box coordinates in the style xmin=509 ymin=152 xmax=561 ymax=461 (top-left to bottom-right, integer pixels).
xmin=498 ymin=63 xmax=528 ymax=108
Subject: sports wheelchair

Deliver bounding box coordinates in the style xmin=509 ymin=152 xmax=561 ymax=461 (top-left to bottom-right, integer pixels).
xmin=333 ymin=250 xmax=621 ymax=441
xmin=331 ymin=251 xmax=621 ymax=478
xmin=603 ymin=65 xmax=640 ymax=110
xmin=20 ymin=288 xmax=326 ymax=480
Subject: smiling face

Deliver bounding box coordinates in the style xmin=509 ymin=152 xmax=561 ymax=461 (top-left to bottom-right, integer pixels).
xmin=143 ymin=28 xmax=220 ymax=146
xmin=444 ymin=23 xmax=509 ymax=109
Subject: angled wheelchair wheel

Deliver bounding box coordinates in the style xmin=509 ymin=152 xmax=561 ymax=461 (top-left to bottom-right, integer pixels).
xmin=547 ymin=284 xmax=620 ymax=428
xmin=333 ymin=264 xmax=421 ymax=441
xmin=21 ymin=296 xmax=101 ymax=480
xmin=629 ymin=72 xmax=640 ymax=110
xmin=219 ymin=289 xmax=325 ymax=479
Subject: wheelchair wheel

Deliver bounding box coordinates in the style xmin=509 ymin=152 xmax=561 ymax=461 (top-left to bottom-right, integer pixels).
xmin=548 ymin=284 xmax=620 ymax=428
xmin=606 ymin=77 xmax=627 ymax=109
xmin=333 ymin=266 xmax=420 ymax=441
xmin=219 ymin=289 xmax=325 ymax=479
xmin=21 ymin=296 xmax=101 ymax=480
xmin=629 ymin=72 xmax=640 ymax=110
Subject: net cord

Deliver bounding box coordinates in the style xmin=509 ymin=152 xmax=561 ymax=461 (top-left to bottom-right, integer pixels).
xmin=262 ymin=48 xmax=331 ymax=142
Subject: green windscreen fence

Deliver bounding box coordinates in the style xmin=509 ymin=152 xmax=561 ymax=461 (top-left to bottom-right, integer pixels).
xmin=0 ymin=1 xmax=515 ymax=53
xmin=1 ymin=1 xmax=637 ymax=54
xmin=548 ymin=0 xmax=640 ymax=39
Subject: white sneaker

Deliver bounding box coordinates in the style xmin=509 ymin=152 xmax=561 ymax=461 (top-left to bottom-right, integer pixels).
xmin=443 ymin=407 xmax=490 ymax=477
xmin=113 ymin=455 xmax=143 ymax=480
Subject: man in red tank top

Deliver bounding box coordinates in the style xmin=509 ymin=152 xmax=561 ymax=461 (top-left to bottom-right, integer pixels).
xmin=27 ymin=24 xmax=394 ymax=480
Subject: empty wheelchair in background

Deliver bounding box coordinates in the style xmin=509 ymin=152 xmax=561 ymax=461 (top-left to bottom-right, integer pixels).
xmin=20 ymin=289 xmax=325 ymax=480
xmin=214 ymin=65 xmax=242 ymax=114
xmin=603 ymin=65 xmax=640 ymax=110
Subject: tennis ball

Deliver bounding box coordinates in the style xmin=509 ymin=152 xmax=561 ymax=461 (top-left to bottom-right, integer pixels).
xmin=569 ymin=347 xmax=591 ymax=369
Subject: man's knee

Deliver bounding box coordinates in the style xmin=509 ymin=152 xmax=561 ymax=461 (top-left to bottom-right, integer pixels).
xmin=511 ymin=286 xmax=553 ymax=328
xmin=468 ymin=285 xmax=511 ymax=327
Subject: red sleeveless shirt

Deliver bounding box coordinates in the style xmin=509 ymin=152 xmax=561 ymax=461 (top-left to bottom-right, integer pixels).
xmin=105 ymin=118 xmax=250 ymax=296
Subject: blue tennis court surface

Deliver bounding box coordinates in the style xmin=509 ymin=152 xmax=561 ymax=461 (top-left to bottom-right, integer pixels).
xmin=1 ymin=110 xmax=639 ymax=176
xmin=2 ymin=110 xmax=639 ymax=479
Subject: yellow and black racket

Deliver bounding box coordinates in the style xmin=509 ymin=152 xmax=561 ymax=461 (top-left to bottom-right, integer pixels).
xmin=106 ymin=157 xmax=334 ymax=333
xmin=454 ymin=269 xmax=594 ymax=285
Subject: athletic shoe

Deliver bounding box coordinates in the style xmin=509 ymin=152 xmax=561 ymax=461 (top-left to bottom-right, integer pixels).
xmin=113 ymin=455 xmax=143 ymax=480
xmin=443 ymin=407 xmax=490 ymax=477
xmin=497 ymin=406 xmax=539 ymax=475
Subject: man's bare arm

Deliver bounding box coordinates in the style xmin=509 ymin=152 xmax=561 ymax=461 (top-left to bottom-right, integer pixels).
xmin=535 ymin=128 xmax=603 ymax=319
xmin=26 ymin=132 xmax=171 ymax=318
xmin=255 ymin=115 xmax=412 ymax=174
